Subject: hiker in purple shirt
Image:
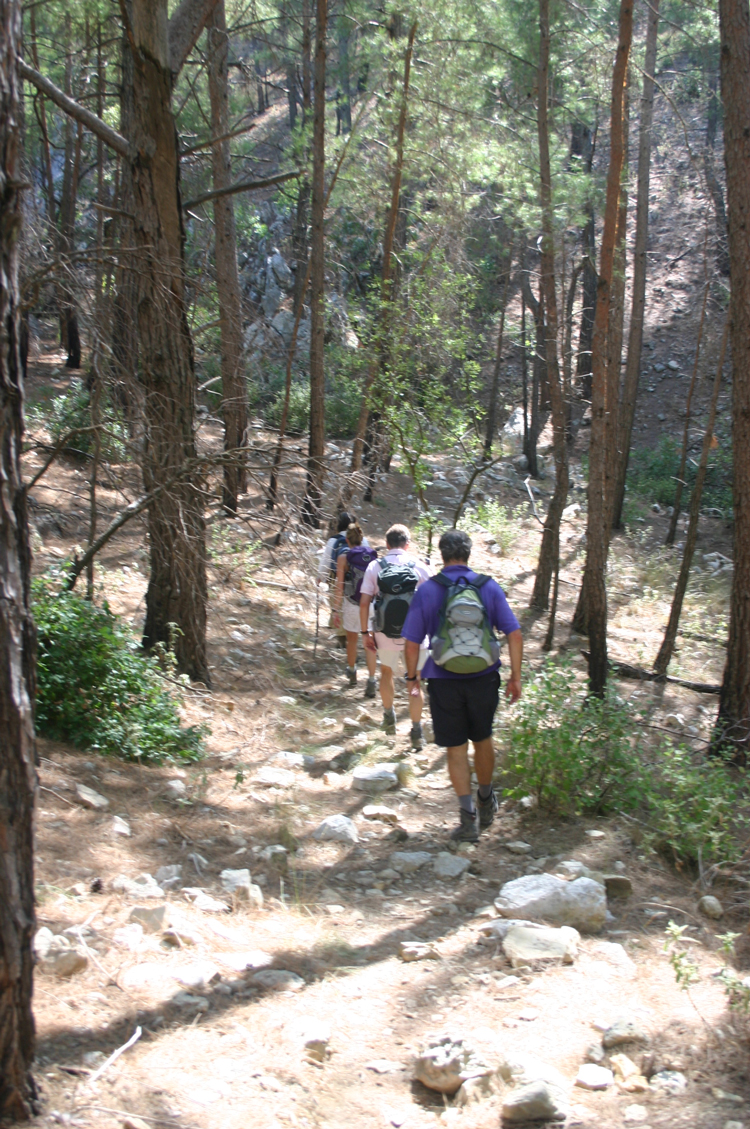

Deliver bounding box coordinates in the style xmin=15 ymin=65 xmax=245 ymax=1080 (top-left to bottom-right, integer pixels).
xmin=402 ymin=528 xmax=523 ymax=842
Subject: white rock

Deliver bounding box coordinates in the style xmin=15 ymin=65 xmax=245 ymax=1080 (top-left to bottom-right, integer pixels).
xmin=479 ymin=918 xmax=541 ymax=940
xmin=576 ymin=1064 xmax=613 ymax=1090
xmin=258 ymin=844 xmax=288 ymax=863
xmin=502 ymin=1080 xmax=567 ymax=1123
xmin=256 ymin=766 xmax=296 ymax=787
xmin=154 ymin=864 xmax=183 ymax=889
xmin=495 ymin=873 xmax=606 ymax=933
xmin=503 ymin=925 xmax=579 ymax=967
xmin=399 ymin=941 xmax=440 ymax=962
xmin=172 ymin=960 xmax=220 ymax=991
xmin=218 ymin=950 xmax=274 ymax=972
xmin=75 ymin=783 xmax=109 ymax=810
xmin=433 ymin=853 xmax=470 ymax=879
xmin=112 ymin=816 xmax=131 ymax=837
xmin=165 ymin=779 xmax=187 ymax=798
xmin=585 ymin=829 xmax=606 ymax=839
xmin=664 ymin=713 xmax=685 ymax=730
xmin=553 ymin=859 xmax=587 ymax=878
xmin=113 ymin=924 xmax=144 ymax=951
xmin=651 ymin=1070 xmax=687 ymax=1094
xmin=352 ymin=763 xmax=399 ymax=792
xmin=593 ymin=941 xmax=635 ymax=970
xmin=698 ymin=895 xmax=724 ymax=919
xmin=413 ymin=1033 xmax=492 ymax=1095
xmin=128 ymin=904 xmax=167 ymax=933
xmin=390 ymin=851 xmax=432 ymax=874
xmin=312 ymin=814 xmax=359 ymax=844
xmin=362 ymin=804 xmax=399 ymax=824
xmin=251 ymin=969 xmax=304 ymax=992
xmin=220 ymin=868 xmax=253 ymax=897
xmin=34 ymin=927 xmax=55 ymax=961
xmin=505 ymin=841 xmax=533 ymax=855
xmin=623 ymin=1104 xmax=648 ymax=1123
xmin=113 ymin=872 xmax=165 ymax=899
xmin=182 ymin=888 xmax=230 ymax=913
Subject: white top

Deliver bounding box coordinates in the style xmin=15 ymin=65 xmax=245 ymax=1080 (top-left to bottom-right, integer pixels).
xmin=360 ymin=547 xmax=432 ymax=597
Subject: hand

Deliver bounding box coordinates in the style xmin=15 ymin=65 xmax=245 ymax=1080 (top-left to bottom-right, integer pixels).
xmin=407 ymin=675 xmax=421 ymax=697
xmin=332 ymin=611 xmax=341 ymax=629
xmin=505 ymin=677 xmax=522 ymax=704
xmin=363 ymin=631 xmax=377 ymax=652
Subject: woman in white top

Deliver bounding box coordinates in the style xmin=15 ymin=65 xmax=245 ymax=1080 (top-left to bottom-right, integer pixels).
xmin=332 ymin=521 xmax=378 ymax=696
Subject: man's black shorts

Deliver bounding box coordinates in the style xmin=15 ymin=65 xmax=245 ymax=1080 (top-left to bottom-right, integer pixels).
xmin=426 ymin=670 xmax=501 ymax=747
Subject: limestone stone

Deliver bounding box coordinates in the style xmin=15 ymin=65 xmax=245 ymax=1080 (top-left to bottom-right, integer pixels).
xmin=495 ymin=873 xmax=606 ymax=932
xmin=576 ymin=1064 xmax=613 ymax=1090
xmin=399 ymin=941 xmax=440 ymax=962
xmin=501 ymin=1080 xmax=567 ymax=1123
xmin=220 ymin=868 xmax=253 ymax=898
xmin=312 ymin=814 xmax=359 ymax=843
xmin=623 ymin=1104 xmax=648 ymax=1123
xmin=217 ymin=950 xmax=274 ymax=973
xmin=128 ymin=904 xmax=168 ymax=933
xmin=75 ymin=783 xmax=109 ymax=809
xmin=505 ymin=841 xmax=532 ymax=855
xmin=390 ymin=851 xmax=432 ymax=874
xmin=48 ymin=949 xmax=89 ymax=978
xmin=433 ymin=853 xmax=470 ymax=879
xmin=251 ymin=969 xmax=304 ymax=992
xmin=603 ymin=1018 xmax=650 ymax=1049
xmin=363 ymin=805 xmax=399 ymax=824
xmin=34 ymin=927 xmax=55 ymax=961
xmin=256 ymin=766 xmax=296 ymax=787
xmin=155 ymin=864 xmax=182 ymax=889
xmin=352 ymin=763 xmax=399 ymax=792
xmin=113 ymin=872 xmax=164 ymax=899
xmin=172 ymin=960 xmax=220 ymax=991
xmin=165 ymin=779 xmax=187 ymax=798
xmin=651 ymin=1070 xmax=687 ymax=1094
xmin=112 ymin=816 xmax=131 ymax=837
xmin=698 ymin=895 xmax=724 ymax=919
xmin=413 ymin=1033 xmax=491 ymax=1095
xmin=502 ymin=924 xmax=579 ymax=967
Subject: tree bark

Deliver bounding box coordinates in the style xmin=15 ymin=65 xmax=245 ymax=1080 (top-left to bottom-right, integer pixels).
xmin=665 ymin=280 xmax=709 ymax=545
xmin=654 ymin=319 xmax=728 ymax=677
xmin=208 ymin=0 xmax=248 ymax=515
xmin=716 ymin=0 xmax=750 ymax=752
xmin=604 ymin=73 xmax=629 ymax=525
xmin=0 ymin=4 xmax=38 ymax=1117
xmin=127 ymin=0 xmax=209 ymax=683
xmin=301 ymin=0 xmax=328 ymax=526
xmin=575 ymin=0 xmax=633 ymax=696
xmin=531 ymin=0 xmax=570 ymax=612
xmin=612 ymin=0 xmax=660 ymax=530
xmin=571 ymin=122 xmax=597 ymax=405
xmin=483 ymin=249 xmax=513 ymax=458
xmin=520 ymin=267 xmax=544 ymax=477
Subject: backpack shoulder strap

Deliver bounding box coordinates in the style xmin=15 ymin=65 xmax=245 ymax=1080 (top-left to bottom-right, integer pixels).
xmin=433 ymin=572 xmax=454 ymax=590
xmin=471 ymin=574 xmax=492 ymax=589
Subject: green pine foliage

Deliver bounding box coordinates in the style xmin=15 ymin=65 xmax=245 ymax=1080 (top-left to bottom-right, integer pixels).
xmin=33 ymin=580 xmax=205 ymax=764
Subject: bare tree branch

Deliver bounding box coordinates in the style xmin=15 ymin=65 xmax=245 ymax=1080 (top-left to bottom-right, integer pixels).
xmin=170 ymin=0 xmax=221 ymax=77
xmin=182 ymin=170 xmax=301 ymax=209
xmin=17 ymin=58 xmax=129 ymax=158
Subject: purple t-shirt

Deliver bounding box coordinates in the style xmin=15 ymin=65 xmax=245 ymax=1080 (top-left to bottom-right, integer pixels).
xmin=401 ymin=565 xmax=521 ymax=680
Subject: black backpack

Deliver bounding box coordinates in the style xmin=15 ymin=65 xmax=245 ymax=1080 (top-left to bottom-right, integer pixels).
xmin=329 ymin=533 xmax=348 ymax=579
xmin=374 ymin=561 xmax=419 ymax=638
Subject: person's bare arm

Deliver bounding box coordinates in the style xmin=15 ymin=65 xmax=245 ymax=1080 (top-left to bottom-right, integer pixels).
xmin=404 ymin=639 xmax=422 ymax=697
xmin=505 ymin=629 xmax=523 ymax=702
xmin=333 ymin=554 xmax=346 ymax=625
xmin=360 ymin=593 xmax=376 ymax=650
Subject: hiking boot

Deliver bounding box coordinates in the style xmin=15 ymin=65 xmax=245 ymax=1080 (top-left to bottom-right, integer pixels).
xmin=449 ymin=807 xmax=480 ymax=843
xmin=382 ymin=707 xmax=397 ymax=734
xmin=477 ymin=786 xmax=499 ymax=829
xmin=410 ymin=723 xmax=424 ymax=751
xmin=346 ymin=665 xmax=357 ymax=687
xmin=364 ymin=676 xmax=377 ymax=699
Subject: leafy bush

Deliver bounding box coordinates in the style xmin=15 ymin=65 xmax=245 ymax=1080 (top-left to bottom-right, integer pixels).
xmin=501 ymin=661 xmax=748 ymax=865
xmin=500 ymin=661 xmax=641 ymax=815
xmin=470 ymin=500 xmax=526 ymax=555
xmin=33 ymin=581 xmax=205 ymax=764
xmin=626 ymin=436 xmax=733 ymax=514
xmin=263 ymin=371 xmax=361 ymax=438
xmin=28 ymin=379 xmax=127 ymax=461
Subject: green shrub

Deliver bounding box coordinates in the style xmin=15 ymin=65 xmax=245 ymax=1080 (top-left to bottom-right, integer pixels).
xmin=28 ymin=379 xmax=127 ymax=461
xmin=469 ymin=500 xmax=526 ymax=555
xmin=33 ymin=581 xmax=205 ymax=764
xmin=500 ymin=661 xmax=641 ymax=815
xmin=262 ymin=371 xmax=362 ymax=438
xmin=626 ymin=436 xmax=733 ymax=514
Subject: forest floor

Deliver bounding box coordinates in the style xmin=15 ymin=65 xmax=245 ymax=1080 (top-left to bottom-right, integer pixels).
xmin=23 ymin=339 xmax=750 ymax=1129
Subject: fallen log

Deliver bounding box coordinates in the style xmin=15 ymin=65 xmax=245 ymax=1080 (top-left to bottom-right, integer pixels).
xmin=580 ymin=652 xmax=721 ymax=694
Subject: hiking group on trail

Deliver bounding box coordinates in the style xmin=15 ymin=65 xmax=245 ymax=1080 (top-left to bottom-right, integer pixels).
xmin=322 ymin=518 xmax=523 ymax=842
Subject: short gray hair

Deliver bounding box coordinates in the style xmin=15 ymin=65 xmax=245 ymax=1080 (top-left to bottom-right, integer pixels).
xmin=439 ymin=529 xmax=472 ymax=563
xmin=386 ymin=524 xmax=410 ymax=549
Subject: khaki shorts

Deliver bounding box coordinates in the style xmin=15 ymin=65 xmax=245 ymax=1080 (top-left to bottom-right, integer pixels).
xmin=342 ymin=600 xmax=370 ymax=634
xmin=375 ymin=632 xmax=428 ymax=673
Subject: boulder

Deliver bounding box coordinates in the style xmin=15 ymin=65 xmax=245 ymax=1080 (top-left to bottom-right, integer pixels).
xmin=501 ymin=407 xmax=526 ymax=455
xmin=495 ymin=873 xmax=606 ymax=933
xmin=352 ymin=763 xmax=399 ymax=793
xmin=433 ymin=853 xmax=470 ymax=879
xmin=269 ymin=251 xmax=293 ymax=290
xmin=312 ymin=814 xmax=359 ymax=844
xmin=602 ymin=1018 xmax=650 ymax=1049
xmin=502 ymin=925 xmax=579 ymax=967
xmin=501 ymin=1080 xmax=567 ymax=1123
xmin=413 ymin=1033 xmax=492 ymax=1095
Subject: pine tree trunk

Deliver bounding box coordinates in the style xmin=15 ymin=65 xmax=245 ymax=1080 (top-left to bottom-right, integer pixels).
xmin=578 ymin=207 xmax=597 ymax=404
xmin=612 ymin=0 xmax=659 ymax=530
xmin=716 ymin=0 xmax=750 ymax=752
xmin=604 ymin=75 xmax=629 ymax=525
xmin=302 ymin=0 xmax=328 ymax=526
xmin=0 ymin=4 xmax=38 ymax=1116
xmin=483 ymin=250 xmax=513 ymax=458
xmin=127 ymin=0 xmax=209 ymax=683
xmin=531 ymin=0 xmax=570 ymax=612
xmin=208 ymin=0 xmax=248 ymax=515
xmin=577 ymin=0 xmax=633 ymax=695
